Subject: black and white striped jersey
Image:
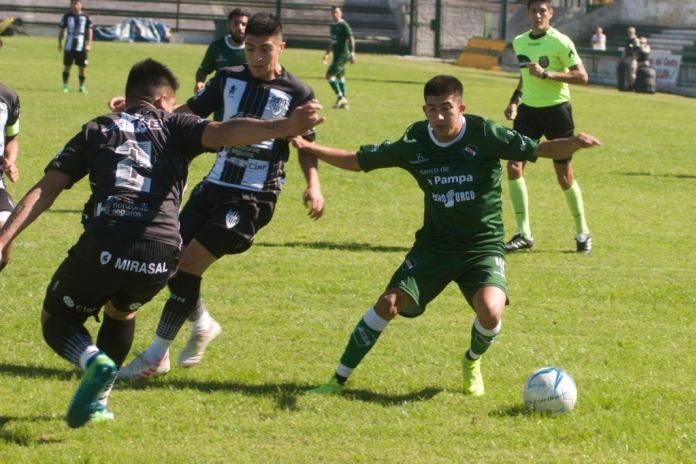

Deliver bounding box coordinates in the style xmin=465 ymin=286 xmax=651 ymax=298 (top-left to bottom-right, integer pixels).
xmin=46 ymin=107 xmax=210 ymax=247
xmin=186 ymin=64 xmax=316 ymax=194
xmin=59 ymin=12 xmax=93 ymax=52
xmin=0 ymin=83 xmax=20 ymax=190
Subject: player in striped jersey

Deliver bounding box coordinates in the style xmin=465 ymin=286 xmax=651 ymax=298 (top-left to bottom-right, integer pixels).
xmin=58 ymin=0 xmax=93 ymax=93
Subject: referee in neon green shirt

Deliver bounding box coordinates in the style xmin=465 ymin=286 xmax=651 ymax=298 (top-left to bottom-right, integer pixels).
xmin=504 ymin=0 xmax=592 ymax=254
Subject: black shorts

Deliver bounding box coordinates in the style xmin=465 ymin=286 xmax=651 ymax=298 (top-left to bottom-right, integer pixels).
xmin=179 ymin=182 xmax=277 ymax=258
xmin=43 ymin=233 xmax=179 ymax=322
xmin=0 ymin=188 xmax=14 ymax=214
xmin=63 ymin=50 xmax=88 ymax=67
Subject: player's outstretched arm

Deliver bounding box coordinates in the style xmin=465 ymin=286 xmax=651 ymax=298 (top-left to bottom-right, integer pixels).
xmin=298 ymin=150 xmax=324 ymax=220
xmin=202 ymin=101 xmax=324 ymax=149
xmin=0 ymin=170 xmax=70 ymax=272
xmin=535 ymin=133 xmax=601 ymax=159
xmin=292 ymin=138 xmax=361 ymax=172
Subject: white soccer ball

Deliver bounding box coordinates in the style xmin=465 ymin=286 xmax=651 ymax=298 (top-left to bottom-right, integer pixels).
xmin=523 ymin=366 xmax=577 ymax=415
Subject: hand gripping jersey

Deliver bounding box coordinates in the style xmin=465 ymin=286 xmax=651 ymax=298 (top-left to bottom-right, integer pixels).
xmin=357 ymin=115 xmax=539 ymax=254
xmin=59 ymin=12 xmax=93 ymax=52
xmin=513 ymin=27 xmax=582 ymax=108
xmin=187 ymin=64 xmax=316 ymax=194
xmin=0 ymin=83 xmax=20 ymax=191
xmin=46 ymin=107 xmax=210 ymax=247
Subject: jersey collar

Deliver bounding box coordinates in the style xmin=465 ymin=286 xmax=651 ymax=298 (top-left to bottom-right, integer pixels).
xmin=224 ymin=35 xmax=245 ymax=50
xmin=428 ymin=116 xmax=467 ymax=148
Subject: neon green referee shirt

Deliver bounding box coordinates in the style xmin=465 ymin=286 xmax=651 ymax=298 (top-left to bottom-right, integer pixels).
xmin=512 ymin=27 xmax=581 ymax=108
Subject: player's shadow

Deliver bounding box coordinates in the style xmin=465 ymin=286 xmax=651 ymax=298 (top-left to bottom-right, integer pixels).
xmin=0 ymin=363 xmax=76 ymax=381
xmin=621 ymin=171 xmax=696 ymax=180
xmin=256 ymin=240 xmax=409 ymax=253
xmin=488 ymin=405 xmax=530 ymax=418
xmin=45 ymin=209 xmax=83 ymax=214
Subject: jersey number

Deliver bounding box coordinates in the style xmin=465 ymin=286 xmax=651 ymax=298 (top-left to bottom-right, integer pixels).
xmin=115 ymin=140 xmax=153 ymax=193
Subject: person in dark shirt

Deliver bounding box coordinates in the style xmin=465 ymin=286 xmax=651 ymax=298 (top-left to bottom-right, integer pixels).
xmin=623 ymin=26 xmax=641 ymax=89
xmin=0 ymin=58 xmax=322 ymax=428
xmin=58 ymin=0 xmax=93 ymax=93
xmin=118 ymin=13 xmax=327 ymax=380
xmin=0 ymin=82 xmax=20 ymax=271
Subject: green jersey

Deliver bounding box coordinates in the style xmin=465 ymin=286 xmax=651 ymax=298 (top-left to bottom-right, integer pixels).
xmin=512 ymin=27 xmax=581 ymax=108
xmin=357 ymin=115 xmax=539 ymax=254
xmin=198 ymin=35 xmax=246 ymax=77
xmin=330 ymin=19 xmax=353 ymax=59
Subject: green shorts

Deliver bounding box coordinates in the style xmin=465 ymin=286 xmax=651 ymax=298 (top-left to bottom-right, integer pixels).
xmin=327 ymin=55 xmax=349 ymax=78
xmin=386 ymin=246 xmax=508 ymax=318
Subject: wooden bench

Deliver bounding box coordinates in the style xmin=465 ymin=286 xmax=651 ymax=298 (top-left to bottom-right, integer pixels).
xmin=455 ymin=37 xmax=508 ymax=70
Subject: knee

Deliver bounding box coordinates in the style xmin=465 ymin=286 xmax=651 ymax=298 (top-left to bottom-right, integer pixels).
xmin=556 ymin=171 xmax=574 ymax=189
xmin=374 ymin=289 xmax=411 ymax=320
xmin=104 ymin=303 xmax=136 ymax=321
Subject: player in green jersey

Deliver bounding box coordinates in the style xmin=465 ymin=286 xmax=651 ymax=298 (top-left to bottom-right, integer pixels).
xmin=195 ymin=9 xmax=249 ymax=120
xmin=293 ymin=75 xmax=600 ymax=396
xmin=504 ymin=0 xmax=591 ymax=253
xmin=322 ymin=6 xmax=355 ymax=109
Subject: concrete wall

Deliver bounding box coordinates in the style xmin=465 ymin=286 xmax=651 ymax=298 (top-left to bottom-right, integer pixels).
xmin=618 ymin=0 xmax=696 ymax=28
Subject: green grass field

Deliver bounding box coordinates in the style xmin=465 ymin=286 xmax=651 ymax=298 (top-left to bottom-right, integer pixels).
xmin=0 ymin=36 xmax=695 ymax=463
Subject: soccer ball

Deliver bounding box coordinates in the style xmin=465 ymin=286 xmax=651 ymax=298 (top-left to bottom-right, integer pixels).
xmin=523 ymin=367 xmax=577 ymax=415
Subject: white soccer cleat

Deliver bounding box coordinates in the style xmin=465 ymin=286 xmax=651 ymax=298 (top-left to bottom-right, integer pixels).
xmin=118 ymin=351 xmax=170 ymax=380
xmin=178 ymin=320 xmax=222 ymax=368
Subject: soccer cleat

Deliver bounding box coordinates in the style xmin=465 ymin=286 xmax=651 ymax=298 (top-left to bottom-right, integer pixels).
xmin=178 ymin=319 xmax=222 ymax=368
xmin=307 ymin=376 xmax=345 ymax=395
xmin=337 ymin=97 xmax=350 ymax=110
xmin=462 ymin=355 xmax=485 ymax=396
xmin=332 ymin=96 xmax=343 ymax=109
xmin=79 ymin=86 xmax=87 ymax=94
xmin=504 ymin=234 xmax=534 ymax=253
xmin=62 ymin=86 xmax=69 ymax=94
xmin=118 ymin=351 xmax=170 ymax=380
xmin=66 ymin=352 xmax=118 ymax=428
xmin=576 ymin=233 xmax=592 ymax=254
xmin=89 ymin=405 xmax=115 ymax=424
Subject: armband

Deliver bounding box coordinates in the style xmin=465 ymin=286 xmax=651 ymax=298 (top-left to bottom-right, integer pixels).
xmin=510 ymin=89 xmax=523 ymax=104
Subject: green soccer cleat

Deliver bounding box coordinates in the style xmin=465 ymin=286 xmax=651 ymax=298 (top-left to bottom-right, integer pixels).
xmin=62 ymin=86 xmax=69 ymax=94
xmin=462 ymin=355 xmax=485 ymax=396
xmin=307 ymin=377 xmax=345 ymax=395
xmin=79 ymin=86 xmax=87 ymax=94
xmin=66 ymin=352 xmax=118 ymax=429
xmin=89 ymin=405 xmax=115 ymax=424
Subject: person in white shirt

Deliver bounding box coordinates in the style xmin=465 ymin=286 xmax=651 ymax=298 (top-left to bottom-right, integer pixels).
xmin=591 ymin=27 xmax=606 ymax=51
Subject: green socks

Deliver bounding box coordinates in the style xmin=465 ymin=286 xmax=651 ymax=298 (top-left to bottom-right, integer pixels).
xmin=508 ymin=177 xmax=531 ymax=238
xmin=328 ymin=79 xmax=342 ymax=97
xmin=336 ymin=307 xmax=389 ymax=380
xmin=468 ymin=319 xmax=501 ymax=360
xmin=563 ymin=180 xmax=589 ymax=235
xmin=337 ymin=79 xmax=347 ymax=98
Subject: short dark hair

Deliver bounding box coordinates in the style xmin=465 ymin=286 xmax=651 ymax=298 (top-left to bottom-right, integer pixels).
xmin=331 ymin=6 xmax=341 ymax=12
xmin=245 ymin=13 xmax=282 ymax=38
xmin=125 ymin=58 xmax=179 ymax=102
xmin=424 ymin=75 xmax=463 ymax=100
xmin=527 ymin=0 xmax=552 ymax=7
xmin=228 ymin=8 xmax=249 ymax=22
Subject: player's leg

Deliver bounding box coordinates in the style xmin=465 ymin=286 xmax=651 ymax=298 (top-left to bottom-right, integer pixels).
xmin=41 ymin=247 xmax=118 ymax=428
xmin=0 ymin=190 xmax=15 ymax=271
xmin=310 ymin=247 xmax=445 ymax=394
xmin=308 ymin=288 xmax=412 ymax=395
xmin=119 ymin=239 xmax=215 ymax=379
xmin=77 ymin=52 xmax=88 ymax=93
xmin=334 ymin=61 xmax=349 ymax=109
xmin=326 ymin=68 xmax=343 ymax=107
xmin=62 ymin=53 xmax=72 ymax=93
xmin=505 ymin=105 xmax=539 ymax=252
xmin=458 ymin=255 xmax=508 ymax=396
xmin=546 ymin=103 xmax=591 ymax=253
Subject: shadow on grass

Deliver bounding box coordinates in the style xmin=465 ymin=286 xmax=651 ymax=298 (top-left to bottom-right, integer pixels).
xmin=621 ymin=171 xmax=696 ymax=180
xmin=45 ymin=209 xmax=82 ymax=214
xmin=256 ymin=240 xmax=409 ymax=253
xmin=0 ymin=415 xmax=64 ymax=446
xmin=0 ymin=363 xmax=440 ymax=408
xmin=488 ymin=404 xmax=529 ymax=418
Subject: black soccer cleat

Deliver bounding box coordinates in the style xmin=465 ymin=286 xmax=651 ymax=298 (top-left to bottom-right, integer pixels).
xmin=575 ymin=234 xmax=592 ymax=254
xmin=504 ymin=234 xmax=534 ymax=253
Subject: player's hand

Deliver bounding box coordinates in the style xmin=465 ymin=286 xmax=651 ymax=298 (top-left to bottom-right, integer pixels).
xmin=575 ymin=133 xmax=602 ymax=148
xmin=527 ymin=63 xmax=546 ymax=78
xmin=288 ymin=101 xmax=324 ymax=136
xmin=85 ymin=43 xmax=91 ymax=51
xmin=291 ymin=136 xmax=313 ymax=151
xmin=349 ymin=53 xmax=355 ymax=64
xmin=194 ymin=81 xmax=205 ymax=94
xmin=303 ymin=186 xmax=324 ymax=220
xmin=504 ymin=103 xmax=517 ymax=121
xmin=108 ymin=96 xmax=126 ymax=112
xmin=322 ymin=54 xmax=329 ymax=65
xmin=2 ymin=159 xmax=19 ymax=183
